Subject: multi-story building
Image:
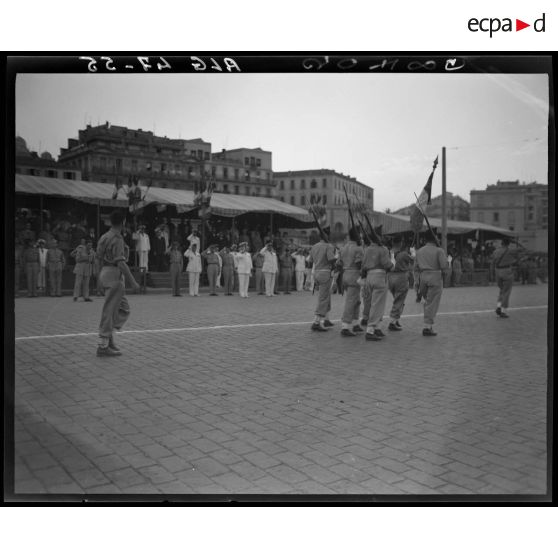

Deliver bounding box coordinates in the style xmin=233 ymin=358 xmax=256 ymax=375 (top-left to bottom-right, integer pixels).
xmin=58 ymin=122 xmax=210 ymax=190
xmin=16 ymin=136 xmax=81 ymax=180
xmin=210 ymin=147 xmax=275 ymax=197
xmin=470 ymin=180 xmax=548 ymax=252
xmin=58 ymin=123 xmax=276 ymax=197
xmin=273 ymin=169 xmax=373 ymax=235
xmin=394 ymin=192 xmax=470 ymax=221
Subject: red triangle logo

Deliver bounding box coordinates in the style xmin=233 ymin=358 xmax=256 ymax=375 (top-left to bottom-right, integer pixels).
xmin=516 ymin=19 xmax=530 ymax=31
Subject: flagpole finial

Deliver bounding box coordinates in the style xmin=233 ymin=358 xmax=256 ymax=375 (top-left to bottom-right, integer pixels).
xmin=433 ymin=156 xmax=439 ymax=169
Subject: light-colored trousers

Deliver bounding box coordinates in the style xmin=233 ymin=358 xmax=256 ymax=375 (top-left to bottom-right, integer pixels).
xmin=138 ymin=251 xmax=149 ymax=271
xmin=341 ymin=270 xmax=361 ymax=327
xmin=238 ymin=273 xmax=250 ymax=297
xmin=365 ymin=270 xmax=388 ymax=332
xmin=496 ymin=268 xmax=514 ymax=309
xmin=38 ymin=266 xmax=47 ymax=289
xmin=188 ymin=271 xmax=200 ymax=295
xmin=295 ymin=270 xmax=305 ymax=291
xmin=388 ymin=272 xmax=409 ymax=321
xmin=98 ymin=266 xmax=130 ymax=339
xmin=207 ymin=264 xmax=219 ymax=294
xmin=73 ymin=273 xmax=91 ymax=299
xmin=264 ymin=272 xmax=276 ymax=296
xmin=420 ymin=270 xmax=443 ymax=326
xmin=314 ymin=270 xmax=332 ymax=318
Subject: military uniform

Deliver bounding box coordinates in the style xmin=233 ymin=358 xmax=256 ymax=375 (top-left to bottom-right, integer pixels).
xmin=204 ymin=249 xmax=221 ymax=295
xmin=72 ymin=245 xmax=95 ymax=300
xmin=415 ymin=242 xmax=449 ymax=334
xmin=388 ymin=249 xmax=414 ymax=329
xmin=278 ymin=252 xmax=293 ymax=294
xmin=96 ymin=228 xmax=131 ymax=344
xmin=168 ymin=246 xmax=184 ymax=296
xmin=253 ymin=252 xmax=264 ymax=294
xmin=220 ymin=250 xmax=235 ymax=295
xmin=46 ymin=246 xmax=66 ymax=296
xmin=308 ymin=240 xmax=336 ymax=329
xmin=361 ymin=243 xmax=393 ymax=339
xmin=23 ymin=245 xmax=40 ymax=297
xmin=340 ymin=240 xmax=364 ymax=335
xmin=492 ymin=243 xmax=517 ymax=317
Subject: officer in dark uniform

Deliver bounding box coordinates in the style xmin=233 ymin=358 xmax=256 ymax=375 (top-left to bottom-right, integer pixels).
xmin=95 ymin=211 xmax=140 ymax=357
xmin=491 ymin=238 xmax=518 ymax=318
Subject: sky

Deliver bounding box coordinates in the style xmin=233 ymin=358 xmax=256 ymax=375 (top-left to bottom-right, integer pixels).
xmin=15 ymin=72 xmax=549 ymax=212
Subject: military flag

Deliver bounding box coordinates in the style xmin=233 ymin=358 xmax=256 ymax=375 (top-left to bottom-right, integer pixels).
xmin=410 ymin=156 xmax=438 ymax=234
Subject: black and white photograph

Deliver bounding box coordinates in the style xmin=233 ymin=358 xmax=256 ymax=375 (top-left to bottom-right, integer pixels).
xmin=5 ymin=55 xmax=552 ymax=502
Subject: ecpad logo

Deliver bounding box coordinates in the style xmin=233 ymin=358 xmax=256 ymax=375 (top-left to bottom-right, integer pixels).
xmin=468 ymin=13 xmax=546 ymax=37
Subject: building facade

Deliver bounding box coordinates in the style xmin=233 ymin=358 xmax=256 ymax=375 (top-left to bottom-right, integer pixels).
xmin=470 ymin=180 xmax=548 ymax=252
xmin=394 ymin=192 xmax=470 ymax=221
xmin=273 ymin=169 xmax=374 ymax=235
xmin=16 ymin=136 xmax=81 ymax=180
xmin=58 ymin=123 xmax=275 ymax=197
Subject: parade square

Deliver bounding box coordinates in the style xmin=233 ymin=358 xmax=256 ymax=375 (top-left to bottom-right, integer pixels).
xmin=13 ymin=283 xmax=548 ymax=498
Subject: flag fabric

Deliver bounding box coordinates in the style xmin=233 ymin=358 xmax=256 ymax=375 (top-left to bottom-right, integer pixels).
xmin=308 ymin=195 xmax=329 ymax=231
xmin=410 ymin=156 xmax=438 ymax=234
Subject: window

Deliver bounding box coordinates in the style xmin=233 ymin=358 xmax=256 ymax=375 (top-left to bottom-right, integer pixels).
xmin=310 ymin=179 xmax=317 ymax=189
xmin=290 ymin=196 xmax=295 ymax=205
xmin=322 ymin=178 xmax=327 ymax=188
xmin=191 ymin=150 xmax=196 ymax=157
xmin=250 ymin=156 xmax=255 ymax=166
xmin=300 ymin=195 xmax=306 ymax=205
xmin=161 ymin=163 xmax=166 ymax=172
xmin=223 ymin=184 xmax=229 ymax=193
xmin=493 ymin=212 xmax=499 ymax=222
xmin=279 ymin=180 xmax=284 ymax=190
xmin=245 ymin=186 xmax=250 ymax=195
xmin=290 ymin=180 xmax=295 ymax=190
xmin=188 ymin=166 xmax=194 ymax=177
xmin=322 ymin=195 xmax=327 ymax=204
xmin=300 ymin=179 xmax=306 ymax=189
xmin=223 ymin=167 xmax=229 ymax=179
xmin=245 ymin=170 xmax=250 ymax=181
xmin=266 ymin=188 xmax=271 ymax=197
xmin=234 ymin=185 xmax=239 ymax=195
xmin=266 ymin=172 xmax=270 ymax=180
xmin=256 ymin=158 xmax=261 ymax=167
xmin=204 ymin=152 xmax=210 ymax=160
xmin=234 ymin=169 xmax=239 ymax=180
xmin=256 ymin=187 xmax=261 ymax=196
xmin=211 ymin=166 xmax=216 ymax=178
xmin=46 ymin=170 xmax=57 ymax=178
xmin=63 ymin=171 xmax=74 ymax=180
xmin=197 ymin=150 xmax=203 ymax=160
xmin=244 ymin=157 xmax=250 ymax=165
xmin=280 ymin=196 xmax=285 ymax=202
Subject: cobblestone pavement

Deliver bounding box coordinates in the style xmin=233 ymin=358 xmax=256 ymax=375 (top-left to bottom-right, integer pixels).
xmin=11 ymin=283 xmax=549 ymax=499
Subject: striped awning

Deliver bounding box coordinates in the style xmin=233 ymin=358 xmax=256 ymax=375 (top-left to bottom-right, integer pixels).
xmin=15 ymin=174 xmax=312 ymax=222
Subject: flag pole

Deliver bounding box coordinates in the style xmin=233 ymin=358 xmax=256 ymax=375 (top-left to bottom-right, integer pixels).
xmin=441 ymin=146 xmax=447 ymax=253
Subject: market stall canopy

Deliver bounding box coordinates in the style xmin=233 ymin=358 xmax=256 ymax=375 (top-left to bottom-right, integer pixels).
xmin=16 ymin=174 xmax=129 ymax=207
xmin=15 ymin=175 xmax=313 ymax=222
xmin=372 ymin=211 xmax=515 ymax=239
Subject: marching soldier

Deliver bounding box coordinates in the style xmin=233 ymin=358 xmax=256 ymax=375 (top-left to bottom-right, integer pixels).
xmin=414 ymin=230 xmax=449 ymax=335
xmin=72 ymin=239 xmax=95 ymax=301
xmin=339 ymin=228 xmax=364 ymax=336
xmin=491 ymin=237 xmax=518 ymax=318
xmin=46 ymin=239 xmax=66 ymax=297
xmin=387 ymin=237 xmax=414 ymax=331
xmin=95 ymin=211 xmax=140 ymax=357
xmin=361 ymin=235 xmax=393 ymax=340
xmin=308 ymin=235 xmax=336 ymax=331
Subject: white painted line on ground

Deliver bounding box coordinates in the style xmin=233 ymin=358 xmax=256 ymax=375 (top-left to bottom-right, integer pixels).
xmin=14 ymin=305 xmax=548 ymax=341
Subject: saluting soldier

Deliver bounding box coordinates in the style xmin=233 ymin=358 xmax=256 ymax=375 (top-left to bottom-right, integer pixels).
xmin=220 ymin=246 xmax=236 ymax=296
xmin=72 ymin=239 xmax=95 ymax=301
xmin=167 ymin=240 xmax=184 ymax=297
xmin=387 ymin=237 xmax=414 ymax=331
xmin=95 ymin=211 xmax=140 ymax=357
xmin=491 ymin=237 xmax=518 ymax=318
xmin=414 ymin=230 xmax=449 ymax=336
xmin=361 ymin=236 xmax=393 ymax=340
xmin=46 ymin=239 xmax=66 ymax=297
xmin=203 ymin=244 xmax=221 ymax=296
xmin=308 ymin=236 xmax=336 ymax=331
xmin=339 ymin=228 xmax=364 ymax=336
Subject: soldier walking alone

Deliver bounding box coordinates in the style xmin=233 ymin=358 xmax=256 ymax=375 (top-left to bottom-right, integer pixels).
xmin=491 ymin=237 xmax=517 ymax=318
xmin=95 ymin=211 xmax=140 ymax=357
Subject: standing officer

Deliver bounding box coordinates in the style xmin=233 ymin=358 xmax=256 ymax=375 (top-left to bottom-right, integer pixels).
xmin=252 ymin=249 xmax=265 ymax=295
xmin=361 ymin=235 xmax=393 ymax=340
xmin=491 ymin=237 xmax=517 ymax=318
xmin=339 ymin=228 xmax=364 ymax=337
xmin=95 ymin=211 xmax=140 ymax=357
xmin=37 ymin=239 xmax=49 ymax=295
xmin=414 ymin=230 xmax=449 ymax=335
xmin=387 ymin=237 xmax=414 ymax=331
xmin=278 ymin=247 xmax=294 ymax=294
xmin=72 ymin=239 xmax=95 ymax=301
xmin=220 ymin=246 xmax=236 ymax=296
xmin=23 ymin=239 xmax=40 ymax=297
xmin=308 ymin=235 xmax=336 ymax=331
xmin=46 ymin=239 xmax=66 ymax=297
xmin=203 ymin=244 xmax=221 ymax=296
xmin=167 ymin=240 xmax=184 ymax=296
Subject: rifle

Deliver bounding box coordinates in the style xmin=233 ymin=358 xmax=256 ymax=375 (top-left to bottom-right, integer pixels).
xmin=362 ymin=212 xmax=384 ymax=247
xmin=309 ymin=206 xmax=329 ymax=243
xmin=413 ymin=192 xmax=441 ymax=248
xmin=342 ymin=184 xmax=359 ymax=242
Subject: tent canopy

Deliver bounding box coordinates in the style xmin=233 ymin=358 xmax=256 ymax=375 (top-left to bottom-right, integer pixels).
xmin=372 ymin=211 xmax=515 ymax=239
xmin=15 ymin=175 xmax=313 ymax=222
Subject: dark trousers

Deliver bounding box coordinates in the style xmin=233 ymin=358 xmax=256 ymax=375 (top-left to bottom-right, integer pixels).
xmin=222 ymin=266 xmax=234 ymax=294
xmin=255 ymin=268 xmax=264 ymax=293
xmin=98 ymin=267 xmax=130 ymax=339
xmin=48 ymin=265 xmax=63 ymax=296
xmin=207 ymin=264 xmax=219 ymax=294
xmin=281 ymin=267 xmax=293 ymax=293
xmin=25 ymin=263 xmax=39 ymax=296
xmin=170 ymin=263 xmax=182 ymax=295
